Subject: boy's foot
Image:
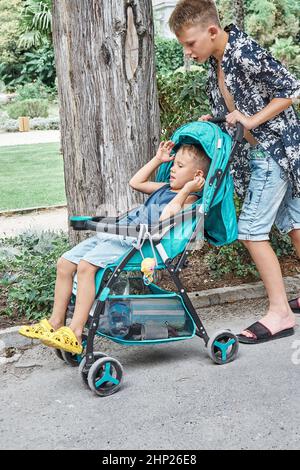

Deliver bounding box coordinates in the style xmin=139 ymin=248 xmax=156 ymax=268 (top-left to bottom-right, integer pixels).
xmin=19 ymin=319 xmax=55 ymax=340
xmin=238 ymin=311 xmax=296 ymax=344
xmin=288 ymin=297 xmax=300 ymax=313
xmin=238 ymin=322 xmax=294 ymax=344
xmin=43 ymin=326 xmax=83 ymax=354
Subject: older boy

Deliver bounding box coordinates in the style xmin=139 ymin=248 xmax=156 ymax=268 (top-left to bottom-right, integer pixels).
xmin=169 ymin=0 xmax=300 ymax=343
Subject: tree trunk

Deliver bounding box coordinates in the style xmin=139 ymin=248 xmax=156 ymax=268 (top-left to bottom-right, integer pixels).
xmin=52 ymin=0 xmax=160 ymax=244
xmin=233 ymin=0 xmax=245 ymax=30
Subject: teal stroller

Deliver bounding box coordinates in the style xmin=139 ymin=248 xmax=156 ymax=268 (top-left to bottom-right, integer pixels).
xmin=60 ymin=120 xmax=243 ymax=397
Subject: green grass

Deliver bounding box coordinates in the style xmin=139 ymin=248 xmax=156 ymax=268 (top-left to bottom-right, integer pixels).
xmin=0 ymin=143 xmax=66 ymax=211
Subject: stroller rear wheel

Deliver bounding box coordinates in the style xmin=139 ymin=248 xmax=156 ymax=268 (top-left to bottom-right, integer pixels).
xmin=78 ymin=352 xmax=108 ymax=386
xmin=54 ymin=349 xmax=64 ymax=361
xmin=87 ymin=357 xmax=123 ymax=397
xmin=61 ymin=350 xmax=82 ymax=367
xmin=207 ymin=330 xmax=239 ymax=365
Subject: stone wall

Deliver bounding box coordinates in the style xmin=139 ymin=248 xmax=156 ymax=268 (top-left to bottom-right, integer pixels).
xmin=152 ymin=0 xmax=177 ymax=38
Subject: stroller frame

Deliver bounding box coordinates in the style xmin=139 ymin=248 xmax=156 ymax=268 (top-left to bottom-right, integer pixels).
xmin=64 ymin=120 xmax=244 ymax=396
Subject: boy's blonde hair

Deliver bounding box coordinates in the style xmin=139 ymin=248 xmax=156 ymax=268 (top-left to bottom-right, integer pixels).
xmin=169 ymin=0 xmax=221 ymax=34
xmin=179 ymin=144 xmax=211 ymax=176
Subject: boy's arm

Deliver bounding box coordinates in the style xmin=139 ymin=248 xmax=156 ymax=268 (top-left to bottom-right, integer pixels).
xmin=226 ymin=97 xmax=293 ymax=130
xmin=159 ymin=177 xmax=205 ymax=222
xmin=129 ymin=141 xmax=175 ymax=194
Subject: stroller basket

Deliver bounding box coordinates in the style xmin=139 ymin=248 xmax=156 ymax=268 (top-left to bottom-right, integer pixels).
xmin=96 ymin=294 xmax=196 ymax=344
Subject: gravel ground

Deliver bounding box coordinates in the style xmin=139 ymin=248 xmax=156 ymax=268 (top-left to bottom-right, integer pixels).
xmin=0 ymin=207 xmax=68 ymax=238
xmin=0 ymin=130 xmax=60 ymax=147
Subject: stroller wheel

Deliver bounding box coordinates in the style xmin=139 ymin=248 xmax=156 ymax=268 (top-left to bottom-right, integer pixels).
xmin=87 ymin=357 xmax=123 ymax=397
xmin=61 ymin=350 xmax=82 ymax=367
xmin=78 ymin=352 xmax=108 ymax=386
xmin=207 ymin=330 xmax=239 ymax=365
xmin=54 ymin=349 xmax=64 ymax=361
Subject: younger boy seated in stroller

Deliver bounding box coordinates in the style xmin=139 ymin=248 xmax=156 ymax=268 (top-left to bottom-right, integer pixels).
xmin=19 ymin=140 xmax=210 ymax=354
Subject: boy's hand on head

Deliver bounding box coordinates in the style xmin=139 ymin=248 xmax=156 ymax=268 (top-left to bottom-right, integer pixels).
xmin=226 ymin=110 xmax=257 ymax=130
xmin=184 ymin=175 xmax=205 ymax=193
xmin=155 ymin=141 xmax=175 ymax=163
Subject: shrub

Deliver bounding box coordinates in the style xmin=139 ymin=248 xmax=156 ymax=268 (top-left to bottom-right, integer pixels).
xmin=155 ymin=37 xmax=184 ymax=74
xmin=6 ymin=98 xmax=49 ymax=119
xmin=15 ymin=81 xmax=50 ymax=101
xmin=157 ymin=66 xmax=210 ymax=139
xmin=0 ymin=231 xmax=70 ymax=321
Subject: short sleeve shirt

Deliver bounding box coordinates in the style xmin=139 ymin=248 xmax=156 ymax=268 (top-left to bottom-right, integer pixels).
xmin=207 ymin=24 xmax=300 ymax=199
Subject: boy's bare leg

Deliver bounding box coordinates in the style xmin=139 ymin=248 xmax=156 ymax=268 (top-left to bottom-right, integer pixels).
xmin=241 ymin=240 xmax=296 ymax=337
xmin=48 ymin=257 xmax=77 ymax=330
xmin=288 ymin=228 xmax=300 ymax=306
xmin=289 ymin=228 xmax=300 ymax=257
xmin=68 ymin=260 xmax=99 ymax=343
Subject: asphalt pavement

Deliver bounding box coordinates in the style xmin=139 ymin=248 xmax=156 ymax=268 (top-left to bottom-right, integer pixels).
xmin=0 ymin=298 xmax=299 ymax=450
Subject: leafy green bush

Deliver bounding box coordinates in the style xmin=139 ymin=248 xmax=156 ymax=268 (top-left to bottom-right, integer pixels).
xmin=19 ymin=43 xmax=56 ymax=88
xmin=206 ymin=242 xmax=259 ymax=279
xmin=0 ymin=231 xmax=70 ymax=320
xmin=155 ymin=37 xmax=184 ymax=74
xmin=15 ymin=80 xmax=51 ymax=101
xmin=157 ymin=65 xmax=210 ymax=139
xmin=6 ymin=98 xmax=49 ymax=118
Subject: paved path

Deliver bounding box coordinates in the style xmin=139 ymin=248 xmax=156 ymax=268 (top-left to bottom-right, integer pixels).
xmin=0 ymin=207 xmax=68 ymax=238
xmin=0 ymin=299 xmax=299 ymax=450
xmin=0 ymin=130 xmax=60 ymax=147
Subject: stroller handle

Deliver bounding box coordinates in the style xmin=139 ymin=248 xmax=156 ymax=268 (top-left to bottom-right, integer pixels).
xmin=209 ymin=116 xmax=244 ymax=143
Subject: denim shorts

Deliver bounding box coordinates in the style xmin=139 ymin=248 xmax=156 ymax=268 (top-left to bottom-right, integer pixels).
xmin=62 ymin=233 xmax=135 ymax=267
xmin=238 ymin=145 xmax=300 ymax=241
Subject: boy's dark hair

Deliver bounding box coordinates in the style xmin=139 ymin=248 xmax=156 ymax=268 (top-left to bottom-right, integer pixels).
xmin=169 ymin=0 xmax=221 ymax=34
xmin=179 ymin=144 xmax=211 ymax=176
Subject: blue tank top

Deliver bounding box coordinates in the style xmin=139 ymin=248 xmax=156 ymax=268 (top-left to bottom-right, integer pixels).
xmin=119 ymin=184 xmax=201 ymax=226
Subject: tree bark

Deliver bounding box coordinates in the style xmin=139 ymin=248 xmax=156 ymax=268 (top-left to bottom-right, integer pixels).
xmin=52 ymin=0 xmax=160 ymax=244
xmin=233 ymin=0 xmax=245 ymax=30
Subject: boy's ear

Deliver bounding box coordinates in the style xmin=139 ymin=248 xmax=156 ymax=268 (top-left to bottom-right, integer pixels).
xmin=195 ymin=169 xmax=204 ymax=177
xmin=208 ymin=25 xmax=219 ymax=40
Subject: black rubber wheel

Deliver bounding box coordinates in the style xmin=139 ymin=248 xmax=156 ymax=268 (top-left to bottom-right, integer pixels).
xmin=87 ymin=357 xmax=123 ymax=397
xmin=54 ymin=349 xmax=64 ymax=361
xmin=78 ymin=352 xmax=108 ymax=386
xmin=61 ymin=350 xmax=82 ymax=367
xmin=207 ymin=330 xmax=239 ymax=365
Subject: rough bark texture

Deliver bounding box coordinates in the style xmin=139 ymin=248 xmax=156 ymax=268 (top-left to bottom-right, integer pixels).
xmin=52 ymin=0 xmax=160 ymax=243
xmin=233 ymin=0 xmax=245 ymax=30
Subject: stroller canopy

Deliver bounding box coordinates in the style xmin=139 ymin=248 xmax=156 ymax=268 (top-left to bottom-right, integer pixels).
xmin=156 ymin=121 xmax=238 ymax=247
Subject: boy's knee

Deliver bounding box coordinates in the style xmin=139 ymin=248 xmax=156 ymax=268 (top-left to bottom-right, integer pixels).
xmin=57 ymin=257 xmax=76 ymax=275
xmin=77 ymin=260 xmax=98 ymax=276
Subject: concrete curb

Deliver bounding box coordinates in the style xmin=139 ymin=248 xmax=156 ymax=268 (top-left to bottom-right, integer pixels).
xmin=0 ymin=205 xmax=67 ymax=217
xmin=1 ymin=274 xmax=299 ymax=352
xmin=189 ymin=274 xmax=300 ymax=309
xmin=0 ymin=326 xmax=33 ymax=353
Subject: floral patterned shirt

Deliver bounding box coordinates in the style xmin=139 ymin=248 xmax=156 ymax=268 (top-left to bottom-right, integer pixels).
xmin=207 ymin=24 xmax=300 ymax=199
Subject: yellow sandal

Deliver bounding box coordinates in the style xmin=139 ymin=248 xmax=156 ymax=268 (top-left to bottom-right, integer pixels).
xmin=45 ymin=326 xmax=83 ymax=355
xmin=19 ymin=319 xmax=55 ymax=341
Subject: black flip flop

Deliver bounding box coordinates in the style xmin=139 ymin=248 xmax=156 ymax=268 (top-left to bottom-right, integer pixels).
xmin=288 ymin=298 xmax=300 ymax=314
xmin=237 ymin=321 xmax=295 ymax=345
